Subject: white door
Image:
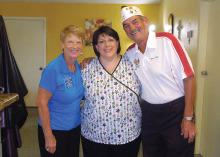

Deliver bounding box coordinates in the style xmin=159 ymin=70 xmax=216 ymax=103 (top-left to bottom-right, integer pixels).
xmin=4 ymin=17 xmax=46 ymax=107
xmin=198 ymin=0 xmax=220 ymax=156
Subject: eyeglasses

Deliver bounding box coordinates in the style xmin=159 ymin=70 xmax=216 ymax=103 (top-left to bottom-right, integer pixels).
xmin=97 ymin=38 xmax=115 ymax=45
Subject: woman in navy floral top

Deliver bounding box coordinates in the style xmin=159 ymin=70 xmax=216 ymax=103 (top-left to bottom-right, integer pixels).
xmin=81 ymin=26 xmax=142 ymax=157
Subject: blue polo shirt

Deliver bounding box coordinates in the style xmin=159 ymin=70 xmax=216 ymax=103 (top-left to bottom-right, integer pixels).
xmin=38 ymin=53 xmax=84 ymax=130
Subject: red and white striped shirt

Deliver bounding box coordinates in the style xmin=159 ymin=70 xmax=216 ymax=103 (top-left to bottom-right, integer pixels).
xmin=125 ymin=32 xmax=194 ymax=104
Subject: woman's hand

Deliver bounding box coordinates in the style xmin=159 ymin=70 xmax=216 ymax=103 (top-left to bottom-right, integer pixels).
xmin=45 ymin=133 xmax=57 ymax=154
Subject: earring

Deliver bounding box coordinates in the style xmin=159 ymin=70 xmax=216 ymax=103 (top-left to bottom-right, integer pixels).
xmin=81 ymin=52 xmax=83 ymax=56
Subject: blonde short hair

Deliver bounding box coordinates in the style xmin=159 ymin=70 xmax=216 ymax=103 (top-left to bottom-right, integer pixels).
xmin=60 ymin=25 xmax=85 ymax=42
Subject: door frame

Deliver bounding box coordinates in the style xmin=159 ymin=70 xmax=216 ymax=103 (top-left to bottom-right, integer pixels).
xmin=195 ymin=0 xmax=213 ymax=154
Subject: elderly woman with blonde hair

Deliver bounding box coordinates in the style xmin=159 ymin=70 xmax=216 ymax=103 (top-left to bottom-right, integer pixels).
xmin=36 ymin=25 xmax=85 ymax=157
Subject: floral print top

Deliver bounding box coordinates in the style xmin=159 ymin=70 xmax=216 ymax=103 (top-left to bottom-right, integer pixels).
xmin=81 ymin=55 xmax=142 ymax=145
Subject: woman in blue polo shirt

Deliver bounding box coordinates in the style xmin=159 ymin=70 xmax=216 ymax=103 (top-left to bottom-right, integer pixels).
xmin=36 ymin=25 xmax=84 ymax=157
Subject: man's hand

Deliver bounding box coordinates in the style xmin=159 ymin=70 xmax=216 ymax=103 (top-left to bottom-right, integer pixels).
xmin=181 ymin=119 xmax=196 ymax=143
xmin=80 ymin=57 xmax=94 ymax=70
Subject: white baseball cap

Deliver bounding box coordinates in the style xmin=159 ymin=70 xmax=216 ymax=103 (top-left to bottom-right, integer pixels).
xmin=121 ymin=6 xmax=144 ymax=23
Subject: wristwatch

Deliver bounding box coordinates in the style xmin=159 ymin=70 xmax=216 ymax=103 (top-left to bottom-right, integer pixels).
xmin=183 ymin=116 xmax=195 ymax=122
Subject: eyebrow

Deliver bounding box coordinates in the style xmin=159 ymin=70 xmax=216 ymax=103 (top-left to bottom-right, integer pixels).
xmin=123 ymin=18 xmax=139 ymax=27
xmin=132 ymin=18 xmax=138 ymax=22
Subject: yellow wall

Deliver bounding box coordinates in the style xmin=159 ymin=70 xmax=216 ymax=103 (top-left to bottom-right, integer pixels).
xmin=0 ymin=2 xmax=159 ymax=64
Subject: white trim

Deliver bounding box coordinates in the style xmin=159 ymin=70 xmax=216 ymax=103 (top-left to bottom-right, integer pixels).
xmin=3 ymin=16 xmax=47 ymax=68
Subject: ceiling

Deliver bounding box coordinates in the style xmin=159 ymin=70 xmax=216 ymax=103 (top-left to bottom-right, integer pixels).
xmin=0 ymin=0 xmax=162 ymax=4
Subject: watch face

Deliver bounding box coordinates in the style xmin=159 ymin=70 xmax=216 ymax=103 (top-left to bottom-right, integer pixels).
xmin=184 ymin=116 xmax=195 ymax=122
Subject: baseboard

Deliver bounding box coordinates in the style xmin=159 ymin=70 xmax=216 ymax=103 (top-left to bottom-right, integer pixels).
xmin=26 ymin=106 xmax=38 ymax=108
xmin=195 ymin=154 xmax=203 ymax=157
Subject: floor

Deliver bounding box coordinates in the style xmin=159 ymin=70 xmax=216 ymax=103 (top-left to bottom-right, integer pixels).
xmin=17 ymin=107 xmax=41 ymax=157
xmin=17 ymin=107 xmax=143 ymax=157
xmin=17 ymin=107 xmax=201 ymax=157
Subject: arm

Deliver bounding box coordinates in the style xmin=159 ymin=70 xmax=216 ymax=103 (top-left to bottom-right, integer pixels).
xmin=36 ymin=87 xmax=56 ymax=154
xmin=181 ymin=76 xmax=196 ymax=143
xmin=79 ymin=57 xmax=94 ymax=70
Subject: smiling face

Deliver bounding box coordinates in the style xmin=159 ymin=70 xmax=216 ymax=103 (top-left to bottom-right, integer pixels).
xmin=123 ymin=15 xmax=149 ymax=44
xmin=61 ymin=34 xmax=83 ymax=61
xmin=95 ymin=34 xmax=119 ymax=60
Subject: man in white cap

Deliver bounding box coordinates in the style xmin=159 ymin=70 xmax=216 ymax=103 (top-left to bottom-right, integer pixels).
xmin=121 ymin=6 xmax=196 ymax=157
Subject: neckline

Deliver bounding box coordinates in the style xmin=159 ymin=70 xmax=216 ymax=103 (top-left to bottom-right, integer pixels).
xmin=60 ymin=53 xmax=78 ymax=74
xmin=98 ymin=55 xmax=122 ymax=75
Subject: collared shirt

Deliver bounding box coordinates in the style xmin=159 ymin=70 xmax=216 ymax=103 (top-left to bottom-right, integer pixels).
xmin=125 ymin=32 xmax=194 ymax=104
xmin=81 ymin=56 xmax=141 ymax=145
xmin=38 ymin=53 xmax=84 ymax=130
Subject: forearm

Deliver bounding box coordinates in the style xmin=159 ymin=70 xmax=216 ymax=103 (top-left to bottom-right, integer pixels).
xmin=183 ymin=76 xmax=196 ymax=117
xmin=38 ymin=105 xmax=53 ymax=138
xmin=37 ymin=99 xmax=57 ymax=153
xmin=36 ymin=87 xmax=54 ymax=139
xmin=181 ymin=76 xmax=197 ymax=142
xmin=36 ymin=86 xmax=56 ymax=153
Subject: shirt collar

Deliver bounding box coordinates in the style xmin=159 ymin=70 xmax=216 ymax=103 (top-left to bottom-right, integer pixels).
xmin=57 ymin=53 xmax=79 ymax=74
xmin=146 ymin=31 xmax=156 ymax=49
xmin=134 ymin=31 xmax=156 ymax=54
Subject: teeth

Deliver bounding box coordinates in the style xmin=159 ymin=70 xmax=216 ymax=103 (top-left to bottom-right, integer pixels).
xmin=131 ymin=31 xmax=138 ymax=35
xmin=70 ymin=50 xmax=77 ymax=52
xmin=104 ymin=50 xmax=110 ymax=52
xmin=131 ymin=29 xmax=139 ymax=35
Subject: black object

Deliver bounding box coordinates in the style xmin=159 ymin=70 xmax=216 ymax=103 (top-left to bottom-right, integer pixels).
xmin=0 ymin=15 xmax=28 ymax=157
